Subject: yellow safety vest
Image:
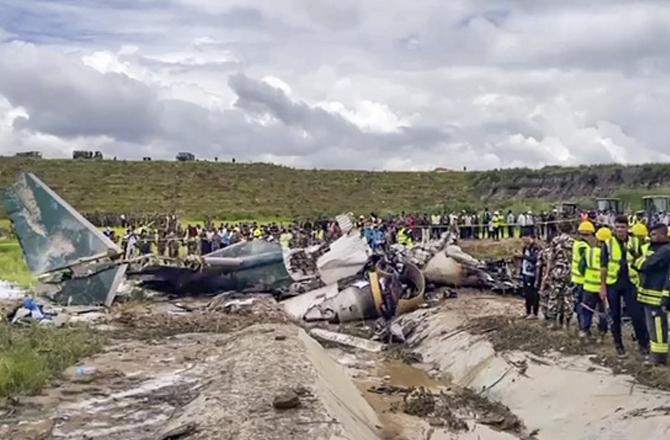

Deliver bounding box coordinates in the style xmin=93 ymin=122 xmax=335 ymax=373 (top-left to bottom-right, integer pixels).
xmin=604 ymin=238 xmax=624 ymax=285
xmin=492 ymin=215 xmax=501 ymax=227
xmin=571 ymin=240 xmax=588 ymax=285
xmin=583 ymin=245 xmax=603 ymax=293
xmin=627 ymin=237 xmax=643 ymax=288
xmin=396 ymin=228 xmax=413 ymax=246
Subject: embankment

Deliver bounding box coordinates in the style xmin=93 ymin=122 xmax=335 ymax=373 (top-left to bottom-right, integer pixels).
xmin=2 ymin=158 xmax=670 ymax=219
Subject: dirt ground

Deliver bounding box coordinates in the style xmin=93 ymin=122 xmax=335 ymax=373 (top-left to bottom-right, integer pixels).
xmin=458 ymin=239 xmax=525 ymax=261
xmin=111 ymin=295 xmax=288 ymax=339
xmin=3 ymin=288 xmax=669 ymax=439
xmin=468 ymin=314 xmax=670 ymax=392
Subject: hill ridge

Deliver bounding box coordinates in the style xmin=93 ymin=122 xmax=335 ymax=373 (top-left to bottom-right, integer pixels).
xmin=1 ymin=158 xmax=669 ymax=219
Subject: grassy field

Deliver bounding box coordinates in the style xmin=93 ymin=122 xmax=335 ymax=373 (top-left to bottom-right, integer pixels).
xmin=2 ymin=158 xmax=670 ymax=221
xmin=0 ymin=323 xmax=103 ymax=397
xmin=0 ymin=158 xmax=479 ymax=220
xmin=0 ymin=241 xmax=34 ymax=287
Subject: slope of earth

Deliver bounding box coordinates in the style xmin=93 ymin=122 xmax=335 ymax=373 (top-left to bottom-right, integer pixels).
xmin=0 ymin=158 xmax=473 ymax=220
xmin=3 ymin=158 xmax=670 ymax=219
xmin=474 ymin=163 xmax=670 ymax=207
xmin=0 ymin=321 xmax=382 ymax=440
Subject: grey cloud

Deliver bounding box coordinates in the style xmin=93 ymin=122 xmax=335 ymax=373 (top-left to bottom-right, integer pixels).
xmin=0 ymin=43 xmax=161 ymax=142
xmin=1 ymin=1 xmax=670 ymax=170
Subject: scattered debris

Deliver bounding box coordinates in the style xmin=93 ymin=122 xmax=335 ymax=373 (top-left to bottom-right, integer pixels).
xmin=10 ymin=297 xmax=53 ymax=324
xmin=273 ymin=389 xmax=301 ymax=410
xmin=158 ymin=422 xmax=197 ymax=440
xmin=310 ymin=328 xmax=386 ymax=353
xmin=398 ymin=386 xmax=524 ymax=434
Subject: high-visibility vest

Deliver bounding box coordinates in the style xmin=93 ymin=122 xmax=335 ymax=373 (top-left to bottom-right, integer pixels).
xmin=253 ymin=227 xmax=263 ymax=238
xmin=627 ymin=236 xmax=643 ymax=288
xmin=493 ymin=215 xmax=501 ymax=227
xmin=571 ymin=240 xmax=589 ymax=285
xmin=396 ymin=228 xmax=413 ymax=246
xmin=604 ymin=238 xmax=625 ymax=285
xmin=583 ymin=245 xmax=603 ymax=293
xmin=634 ymin=244 xmax=668 ymax=306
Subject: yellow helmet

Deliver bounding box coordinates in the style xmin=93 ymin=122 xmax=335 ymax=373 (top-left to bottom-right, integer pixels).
xmin=577 ymin=221 xmax=595 ymax=234
xmin=631 ymin=223 xmax=649 ymax=238
xmin=596 ymin=227 xmax=612 ymax=242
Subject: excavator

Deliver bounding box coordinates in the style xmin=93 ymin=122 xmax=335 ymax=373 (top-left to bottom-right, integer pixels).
xmin=642 ymin=195 xmax=670 ymax=225
xmin=596 ymin=197 xmax=624 ymax=214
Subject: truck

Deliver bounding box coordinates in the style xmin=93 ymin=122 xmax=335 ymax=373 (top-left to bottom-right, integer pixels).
xmin=14 ymin=151 xmax=42 ymax=159
xmin=176 ymin=152 xmax=195 ymax=161
xmin=72 ymin=150 xmax=104 ymax=160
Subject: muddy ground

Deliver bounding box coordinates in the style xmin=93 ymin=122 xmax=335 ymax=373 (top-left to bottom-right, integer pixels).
xmin=2 ymin=290 xmax=669 ymax=440
xmin=467 ymin=314 xmax=670 ymax=392
xmin=112 ymin=295 xmax=288 ymax=339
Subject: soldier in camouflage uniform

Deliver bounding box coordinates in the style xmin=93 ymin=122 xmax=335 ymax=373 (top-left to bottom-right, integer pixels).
xmin=157 ymin=229 xmax=167 ymax=256
xmin=541 ymin=222 xmax=575 ymax=328
xmin=537 ymin=246 xmax=550 ymax=317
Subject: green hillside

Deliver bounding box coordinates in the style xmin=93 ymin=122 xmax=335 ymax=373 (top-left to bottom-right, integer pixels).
xmin=1 ymin=158 xmax=670 ymax=220
xmin=0 ymin=158 xmax=477 ymax=220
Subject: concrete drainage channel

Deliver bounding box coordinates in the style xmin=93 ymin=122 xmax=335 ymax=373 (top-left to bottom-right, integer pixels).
xmin=334 ymin=294 xmax=670 ymax=440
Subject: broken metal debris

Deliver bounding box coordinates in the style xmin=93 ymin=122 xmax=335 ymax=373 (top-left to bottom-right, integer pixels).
xmin=272 ymin=389 xmax=302 ymax=410
xmin=309 ymin=328 xmax=386 ymax=353
xmin=3 ymin=172 xmax=519 ymax=345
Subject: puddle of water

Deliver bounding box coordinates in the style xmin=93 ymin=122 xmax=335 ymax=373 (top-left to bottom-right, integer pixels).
xmin=377 ymin=360 xmax=441 ymax=390
xmin=352 ymin=359 xmax=445 ymax=440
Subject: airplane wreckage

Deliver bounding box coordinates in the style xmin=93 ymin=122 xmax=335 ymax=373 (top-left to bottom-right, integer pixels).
xmin=3 ymin=173 xmax=519 ymax=323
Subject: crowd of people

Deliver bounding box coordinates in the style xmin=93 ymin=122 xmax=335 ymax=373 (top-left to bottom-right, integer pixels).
xmin=520 ymin=215 xmax=670 ymax=366
xmin=101 ymin=207 xmax=643 ymax=261
xmin=99 ymin=207 xmax=670 ymax=366
xmin=103 ymin=218 xmax=344 ymax=259
xmin=370 ymin=209 xmax=565 ymax=242
xmin=103 ymin=209 xmax=568 ymax=260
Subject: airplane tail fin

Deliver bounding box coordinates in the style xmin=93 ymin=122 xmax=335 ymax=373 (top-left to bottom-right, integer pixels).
xmin=3 ymin=173 xmax=124 ymax=305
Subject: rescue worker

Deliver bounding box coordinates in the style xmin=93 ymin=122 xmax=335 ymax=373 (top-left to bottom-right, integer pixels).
xmin=541 ymin=221 xmax=574 ymax=329
xmin=600 ymin=216 xmax=649 ymax=357
xmin=396 ymin=226 xmax=413 ymax=246
xmin=580 ymin=227 xmax=610 ymax=340
xmin=571 ymin=221 xmax=595 ymax=328
xmin=521 ymin=234 xmax=541 ymax=319
xmin=253 ymin=225 xmax=263 ymax=240
xmin=634 ymin=222 xmax=670 ymax=365
xmin=627 ymin=223 xmax=649 ymax=294
xmin=491 ymin=211 xmax=502 ymax=241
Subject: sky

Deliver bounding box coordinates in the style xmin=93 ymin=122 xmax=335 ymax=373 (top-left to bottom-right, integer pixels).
xmin=1 ymin=0 xmax=670 ymax=170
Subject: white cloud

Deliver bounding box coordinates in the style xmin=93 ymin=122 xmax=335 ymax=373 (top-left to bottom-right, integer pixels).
xmin=1 ymin=1 xmax=670 ymax=169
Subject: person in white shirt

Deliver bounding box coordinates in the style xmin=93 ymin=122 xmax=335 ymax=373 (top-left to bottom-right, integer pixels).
xmin=517 ymin=212 xmax=527 ymax=237
xmin=464 ymin=213 xmax=473 ymax=239
xmin=526 ymin=211 xmax=536 ymax=237
xmin=431 ymin=213 xmax=442 ymax=239
xmin=506 ymin=210 xmax=516 ymax=238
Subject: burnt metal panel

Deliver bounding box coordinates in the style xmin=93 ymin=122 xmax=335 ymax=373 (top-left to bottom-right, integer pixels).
xmin=135 ymin=240 xmax=292 ymax=295
xmin=53 ymin=264 xmax=126 ymax=306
